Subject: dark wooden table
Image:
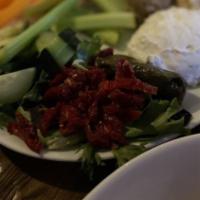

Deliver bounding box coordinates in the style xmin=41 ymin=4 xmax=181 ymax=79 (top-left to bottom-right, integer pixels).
xmin=0 ymin=146 xmax=116 ymax=200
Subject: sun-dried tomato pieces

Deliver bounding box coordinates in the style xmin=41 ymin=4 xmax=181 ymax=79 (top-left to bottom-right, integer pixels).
xmin=115 ymin=59 xmax=135 ymax=79
xmin=59 ymin=105 xmax=85 ymax=135
xmin=7 ymin=113 xmax=43 ymax=153
xmin=43 ymin=86 xmax=63 ymax=103
xmin=7 ymin=56 xmax=158 ymax=151
xmin=86 ymin=117 xmax=126 ymax=148
xmin=109 ymin=89 xmax=144 ymax=108
xmin=39 ymin=107 xmax=57 ymax=135
xmin=87 ymin=68 xmax=106 ymax=88
xmin=50 ymin=72 xmax=66 ymax=86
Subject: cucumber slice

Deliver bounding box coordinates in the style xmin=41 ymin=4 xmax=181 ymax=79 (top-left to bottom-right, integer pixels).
xmin=0 ymin=68 xmax=36 ymax=104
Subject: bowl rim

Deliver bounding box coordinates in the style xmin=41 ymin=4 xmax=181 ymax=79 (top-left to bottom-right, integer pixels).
xmin=84 ymin=133 xmax=200 ymax=200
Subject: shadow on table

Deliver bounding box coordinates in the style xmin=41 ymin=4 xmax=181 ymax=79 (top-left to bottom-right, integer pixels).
xmin=1 ymin=147 xmax=116 ymax=193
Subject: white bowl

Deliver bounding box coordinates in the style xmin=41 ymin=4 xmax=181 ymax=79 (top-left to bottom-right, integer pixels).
xmin=84 ymin=134 xmax=200 ymax=200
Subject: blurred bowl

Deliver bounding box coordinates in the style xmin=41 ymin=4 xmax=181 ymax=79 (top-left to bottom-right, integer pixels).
xmin=84 ymin=134 xmax=200 ymax=200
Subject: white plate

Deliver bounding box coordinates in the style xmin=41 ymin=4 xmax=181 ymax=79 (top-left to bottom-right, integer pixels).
xmin=0 ymin=88 xmax=200 ymax=161
xmin=84 ymin=134 xmax=200 ymax=200
xmin=0 ymin=129 xmax=113 ymax=161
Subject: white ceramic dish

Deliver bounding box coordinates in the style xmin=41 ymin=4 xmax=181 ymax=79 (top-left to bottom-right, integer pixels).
xmin=84 ymin=134 xmax=200 ymax=200
xmin=0 ymin=87 xmax=200 ymax=161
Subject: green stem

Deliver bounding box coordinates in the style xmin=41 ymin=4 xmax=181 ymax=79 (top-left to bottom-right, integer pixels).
xmin=71 ymin=12 xmax=136 ymax=31
xmin=0 ymin=0 xmax=78 ymax=65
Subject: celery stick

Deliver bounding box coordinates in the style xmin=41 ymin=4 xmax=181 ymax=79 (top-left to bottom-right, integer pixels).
xmin=92 ymin=0 xmax=128 ymax=12
xmin=0 ymin=0 xmax=78 ymax=65
xmin=71 ymin=12 xmax=136 ymax=30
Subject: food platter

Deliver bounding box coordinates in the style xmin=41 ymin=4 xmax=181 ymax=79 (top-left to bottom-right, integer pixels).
xmin=0 ymin=87 xmax=200 ymax=162
xmin=1 ymin=1 xmax=200 ymax=175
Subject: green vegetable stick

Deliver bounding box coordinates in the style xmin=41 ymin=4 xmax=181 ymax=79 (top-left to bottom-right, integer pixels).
xmin=71 ymin=12 xmax=136 ymax=31
xmin=0 ymin=0 xmax=78 ymax=65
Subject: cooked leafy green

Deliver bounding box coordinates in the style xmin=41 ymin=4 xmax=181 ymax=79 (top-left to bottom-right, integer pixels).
xmin=126 ymin=99 xmax=190 ymax=139
xmin=133 ymin=100 xmax=170 ymax=127
xmin=20 ymin=70 xmax=49 ymax=108
xmin=152 ymin=99 xmax=180 ymax=127
xmin=113 ymin=145 xmax=145 ymax=166
xmin=39 ymin=131 xmax=85 ymax=150
xmin=80 ymin=144 xmax=104 ymax=180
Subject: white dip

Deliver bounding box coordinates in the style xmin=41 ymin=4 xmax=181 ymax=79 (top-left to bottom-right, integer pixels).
xmin=127 ymin=7 xmax=200 ymax=86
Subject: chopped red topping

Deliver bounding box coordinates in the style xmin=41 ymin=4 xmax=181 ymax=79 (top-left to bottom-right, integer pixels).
xmin=39 ymin=107 xmax=57 ymax=135
xmin=7 ymin=113 xmax=43 ymax=153
xmin=7 ymin=58 xmax=158 ymax=151
xmin=59 ymin=105 xmax=85 ymax=135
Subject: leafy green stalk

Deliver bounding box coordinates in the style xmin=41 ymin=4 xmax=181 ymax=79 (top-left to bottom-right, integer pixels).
xmin=133 ymin=100 xmax=170 ymax=128
xmin=17 ymin=107 xmax=31 ymax=121
xmin=71 ymin=12 xmax=136 ymax=31
xmin=38 ymin=131 xmax=85 ymax=150
xmin=155 ymin=118 xmax=189 ymax=135
xmin=113 ymin=145 xmax=145 ymax=167
xmin=80 ymin=144 xmax=103 ymax=180
xmin=152 ymin=99 xmax=180 ymax=127
xmin=126 ymin=126 xmax=156 ymax=138
xmin=0 ymin=0 xmax=78 ymax=65
xmin=126 ymin=99 xmax=186 ymax=139
xmin=126 ymin=127 xmax=143 ymax=138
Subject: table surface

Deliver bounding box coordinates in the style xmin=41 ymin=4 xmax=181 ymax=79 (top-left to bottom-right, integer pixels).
xmin=0 ymin=146 xmax=116 ymax=200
